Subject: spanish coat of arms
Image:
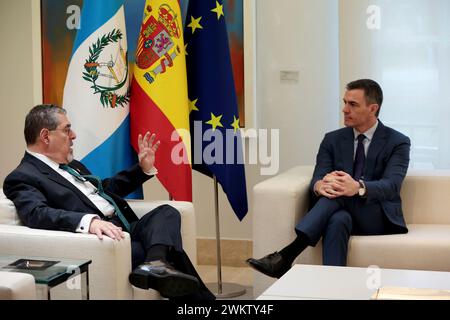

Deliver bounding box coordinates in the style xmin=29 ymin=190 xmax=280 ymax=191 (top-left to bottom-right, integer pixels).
xmin=136 ymin=4 xmax=182 ymax=84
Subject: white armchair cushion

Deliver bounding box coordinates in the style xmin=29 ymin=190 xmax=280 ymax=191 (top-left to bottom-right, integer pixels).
xmin=0 ymin=189 xmax=21 ymax=225
xmin=0 ymin=271 xmax=36 ymax=300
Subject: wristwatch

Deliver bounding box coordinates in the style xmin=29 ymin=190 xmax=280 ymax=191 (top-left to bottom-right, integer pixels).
xmin=358 ymin=180 xmax=366 ymax=197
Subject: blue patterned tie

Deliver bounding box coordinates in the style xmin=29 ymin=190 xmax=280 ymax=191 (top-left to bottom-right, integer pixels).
xmin=59 ymin=164 xmax=131 ymax=232
xmin=353 ymin=134 xmax=366 ymax=181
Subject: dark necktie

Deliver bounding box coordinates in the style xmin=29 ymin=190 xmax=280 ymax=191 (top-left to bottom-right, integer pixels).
xmin=59 ymin=164 xmax=131 ymax=232
xmin=353 ymin=134 xmax=366 ymax=181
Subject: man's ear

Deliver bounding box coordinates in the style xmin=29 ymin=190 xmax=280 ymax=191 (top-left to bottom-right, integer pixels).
xmin=40 ymin=128 xmax=50 ymax=145
xmin=370 ymin=104 xmax=379 ymax=115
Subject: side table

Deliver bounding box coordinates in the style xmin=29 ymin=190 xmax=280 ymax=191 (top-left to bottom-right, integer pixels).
xmin=0 ymin=255 xmax=91 ymax=300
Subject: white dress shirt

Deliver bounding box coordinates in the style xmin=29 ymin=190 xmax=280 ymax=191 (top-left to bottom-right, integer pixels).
xmin=26 ymin=150 xmax=157 ymax=233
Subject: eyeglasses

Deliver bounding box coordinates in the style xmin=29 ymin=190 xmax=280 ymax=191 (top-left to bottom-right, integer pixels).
xmin=49 ymin=127 xmax=73 ymax=135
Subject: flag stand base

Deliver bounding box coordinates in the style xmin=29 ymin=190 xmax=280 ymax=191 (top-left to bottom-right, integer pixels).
xmin=206 ymin=282 xmax=246 ymax=299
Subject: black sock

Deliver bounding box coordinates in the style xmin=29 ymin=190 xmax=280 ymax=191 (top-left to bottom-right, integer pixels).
xmin=279 ymin=233 xmax=309 ymax=265
xmin=145 ymin=244 xmax=170 ymax=262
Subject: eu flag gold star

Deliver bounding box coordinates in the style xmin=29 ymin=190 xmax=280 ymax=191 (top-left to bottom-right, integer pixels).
xmin=189 ymin=98 xmax=199 ymax=113
xmin=206 ymin=113 xmax=224 ymax=131
xmin=188 ymin=16 xmax=203 ymax=34
xmin=231 ymin=116 xmax=240 ymax=133
xmin=211 ymin=1 xmax=224 ymax=20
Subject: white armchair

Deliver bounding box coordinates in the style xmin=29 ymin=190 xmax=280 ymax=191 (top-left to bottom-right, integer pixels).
xmin=0 ymin=189 xmax=197 ymax=300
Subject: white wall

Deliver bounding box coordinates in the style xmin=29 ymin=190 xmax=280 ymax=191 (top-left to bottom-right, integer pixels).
xmin=0 ymin=0 xmax=341 ymax=241
xmin=339 ymin=0 xmax=377 ymax=124
xmin=257 ymin=0 xmax=340 ymax=173
xmin=0 ymin=0 xmax=41 ymax=182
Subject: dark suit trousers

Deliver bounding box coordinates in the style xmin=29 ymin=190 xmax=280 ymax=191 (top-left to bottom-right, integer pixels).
xmin=109 ymin=204 xmax=215 ymax=300
xmin=295 ymin=197 xmax=390 ymax=266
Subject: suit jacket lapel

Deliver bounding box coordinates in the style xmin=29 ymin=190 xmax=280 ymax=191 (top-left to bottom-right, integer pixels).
xmin=23 ymin=153 xmax=101 ymax=213
xmin=339 ymin=128 xmax=355 ymax=175
xmin=365 ymin=121 xmax=388 ymax=180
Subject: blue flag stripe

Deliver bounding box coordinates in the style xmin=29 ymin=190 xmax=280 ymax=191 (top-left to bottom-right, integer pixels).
xmin=81 ymin=115 xmax=135 ymax=178
xmin=72 ymin=0 xmax=124 ymax=56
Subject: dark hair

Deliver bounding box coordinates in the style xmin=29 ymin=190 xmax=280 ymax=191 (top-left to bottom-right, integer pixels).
xmin=346 ymin=79 xmax=383 ymax=116
xmin=24 ymin=104 xmax=67 ymax=145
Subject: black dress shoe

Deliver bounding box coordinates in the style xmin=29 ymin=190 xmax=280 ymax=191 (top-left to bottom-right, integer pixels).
xmin=129 ymin=260 xmax=200 ymax=298
xmin=246 ymin=252 xmax=291 ymax=278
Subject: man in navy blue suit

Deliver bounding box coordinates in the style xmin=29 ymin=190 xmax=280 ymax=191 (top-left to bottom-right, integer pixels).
xmin=247 ymin=79 xmax=411 ymax=278
xmin=3 ymin=104 xmax=214 ymax=300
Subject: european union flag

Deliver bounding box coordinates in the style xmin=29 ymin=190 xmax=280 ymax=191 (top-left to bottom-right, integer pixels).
xmin=184 ymin=0 xmax=248 ymax=220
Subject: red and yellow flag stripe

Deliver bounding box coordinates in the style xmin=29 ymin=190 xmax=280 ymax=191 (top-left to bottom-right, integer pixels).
xmin=130 ymin=0 xmax=192 ymax=201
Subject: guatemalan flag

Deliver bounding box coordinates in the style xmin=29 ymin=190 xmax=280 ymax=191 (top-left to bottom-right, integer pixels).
xmin=63 ymin=0 xmax=141 ymax=198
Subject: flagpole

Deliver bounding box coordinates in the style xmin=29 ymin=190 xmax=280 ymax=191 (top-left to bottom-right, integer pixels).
xmin=206 ymin=175 xmax=246 ymax=298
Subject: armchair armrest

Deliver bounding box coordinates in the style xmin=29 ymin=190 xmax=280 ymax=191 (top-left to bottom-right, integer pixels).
xmin=252 ymin=165 xmax=314 ymax=297
xmin=253 ymin=165 xmax=314 ymax=256
xmin=0 ymin=271 xmax=36 ymax=300
xmin=126 ymin=200 xmax=197 ymax=265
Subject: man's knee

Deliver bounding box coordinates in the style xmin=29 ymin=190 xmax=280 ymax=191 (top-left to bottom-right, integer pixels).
xmin=157 ymin=204 xmax=181 ymax=220
xmin=310 ymin=196 xmax=344 ymax=213
xmin=158 ymin=204 xmax=180 ymax=213
xmin=328 ymin=210 xmax=353 ymax=231
xmin=141 ymin=204 xmax=181 ymax=225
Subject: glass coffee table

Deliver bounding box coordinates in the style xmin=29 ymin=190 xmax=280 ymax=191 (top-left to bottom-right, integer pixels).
xmin=0 ymin=255 xmax=91 ymax=300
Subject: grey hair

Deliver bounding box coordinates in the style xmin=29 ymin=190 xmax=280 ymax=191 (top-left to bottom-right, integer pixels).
xmin=24 ymin=104 xmax=67 ymax=145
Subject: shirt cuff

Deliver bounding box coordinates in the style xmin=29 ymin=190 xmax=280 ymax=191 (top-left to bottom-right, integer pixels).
xmin=76 ymin=214 xmax=100 ymax=234
xmin=313 ymin=181 xmax=321 ymax=196
xmin=143 ymin=166 xmax=158 ymax=176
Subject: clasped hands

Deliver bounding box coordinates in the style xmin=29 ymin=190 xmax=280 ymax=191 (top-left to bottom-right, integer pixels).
xmin=315 ymin=171 xmax=360 ymax=199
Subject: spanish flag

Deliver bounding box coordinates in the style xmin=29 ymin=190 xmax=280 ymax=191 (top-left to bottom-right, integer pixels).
xmin=130 ymin=0 xmax=192 ymax=201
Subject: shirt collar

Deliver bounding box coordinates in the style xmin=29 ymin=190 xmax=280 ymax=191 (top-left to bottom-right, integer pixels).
xmin=353 ymin=120 xmax=379 ymax=141
xmin=26 ymin=149 xmax=61 ymax=172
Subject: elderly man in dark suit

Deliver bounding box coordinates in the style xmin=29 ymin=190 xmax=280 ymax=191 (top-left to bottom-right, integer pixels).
xmin=247 ymin=79 xmax=411 ymax=277
xmin=3 ymin=104 xmax=214 ymax=300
